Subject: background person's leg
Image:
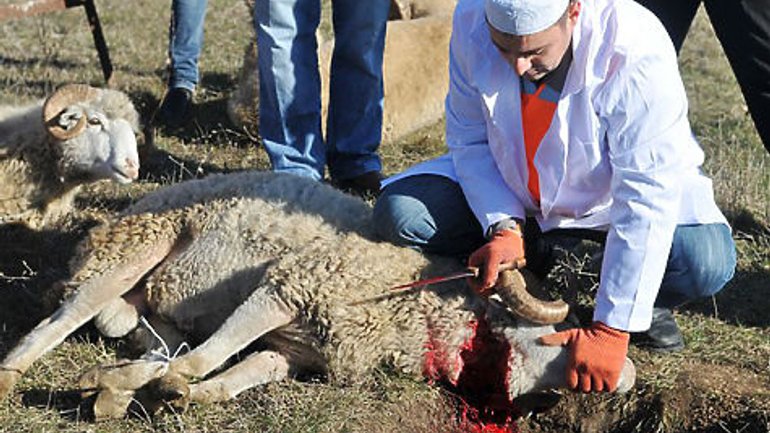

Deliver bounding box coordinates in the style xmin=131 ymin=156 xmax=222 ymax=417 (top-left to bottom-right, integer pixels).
xmin=159 ymin=0 xmax=208 ymax=127
xmin=168 ymin=0 xmax=209 ymax=91
xmin=254 ymin=0 xmax=326 ymax=180
xmin=705 ymin=0 xmax=770 ymax=154
xmin=373 ymin=175 xmax=486 ymax=256
xmin=633 ymin=0 xmax=700 ymax=52
xmin=325 ymin=0 xmax=390 ymax=185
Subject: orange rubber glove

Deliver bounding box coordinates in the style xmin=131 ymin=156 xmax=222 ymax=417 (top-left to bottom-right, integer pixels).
xmin=539 ymin=322 xmax=629 ymax=393
xmin=467 ymin=228 xmax=525 ymax=294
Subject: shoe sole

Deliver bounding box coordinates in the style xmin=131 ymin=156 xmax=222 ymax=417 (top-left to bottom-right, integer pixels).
xmin=634 ymin=341 xmax=685 ymax=353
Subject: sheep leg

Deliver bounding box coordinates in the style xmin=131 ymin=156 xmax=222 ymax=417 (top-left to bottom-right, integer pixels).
xmin=80 ymin=358 xmax=170 ymax=420
xmin=86 ymin=287 xmax=293 ymax=397
xmin=142 ymin=349 xmax=291 ymax=414
xmin=168 ymin=289 xmax=294 ymax=379
xmin=87 ymin=350 xmax=289 ymax=418
xmin=189 ymin=350 xmax=290 ymax=403
xmin=83 ymin=288 xmax=293 ymax=419
xmin=0 ymin=237 xmax=176 ymax=401
xmin=181 ymin=329 xmax=326 ymax=405
xmin=79 ymin=313 xmax=189 ymax=394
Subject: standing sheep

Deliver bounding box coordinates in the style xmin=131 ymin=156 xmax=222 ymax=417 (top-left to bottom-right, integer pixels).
xmin=227 ymin=0 xmax=456 ymax=145
xmin=0 ymin=84 xmax=141 ymax=228
xmin=0 ymin=171 xmax=635 ymax=421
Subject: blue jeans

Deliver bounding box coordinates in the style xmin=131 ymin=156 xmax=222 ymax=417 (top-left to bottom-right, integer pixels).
xmin=168 ymin=0 xmax=208 ymax=91
xmin=253 ymin=0 xmax=389 ymax=181
xmin=373 ymin=174 xmax=737 ymax=308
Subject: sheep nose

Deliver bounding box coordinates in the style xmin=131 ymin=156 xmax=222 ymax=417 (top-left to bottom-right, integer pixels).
xmin=124 ymin=158 xmax=140 ymax=180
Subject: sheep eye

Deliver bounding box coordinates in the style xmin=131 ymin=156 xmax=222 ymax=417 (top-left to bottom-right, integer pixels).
xmin=88 ymin=117 xmax=102 ymax=126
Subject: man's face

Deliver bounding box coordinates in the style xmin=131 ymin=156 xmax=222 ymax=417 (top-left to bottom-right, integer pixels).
xmin=488 ymin=2 xmax=580 ymax=82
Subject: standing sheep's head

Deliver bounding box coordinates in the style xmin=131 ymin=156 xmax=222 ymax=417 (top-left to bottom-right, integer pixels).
xmin=43 ymin=84 xmax=141 ymax=185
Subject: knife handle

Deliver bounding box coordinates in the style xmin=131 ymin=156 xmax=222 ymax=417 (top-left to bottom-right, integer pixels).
xmin=467 ymin=257 xmax=527 ymax=278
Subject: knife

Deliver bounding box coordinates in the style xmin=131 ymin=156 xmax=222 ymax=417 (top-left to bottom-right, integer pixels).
xmin=346 ymin=258 xmax=527 ymax=307
xmin=387 ymin=257 xmax=527 ymax=293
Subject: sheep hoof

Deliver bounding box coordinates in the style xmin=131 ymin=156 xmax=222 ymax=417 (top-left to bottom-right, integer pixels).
xmin=188 ymin=382 xmax=229 ymax=405
xmin=146 ymin=373 xmax=191 ymax=414
xmin=79 ymin=365 xmax=102 ymax=399
xmin=92 ymin=387 xmax=135 ymax=421
xmin=0 ymin=369 xmax=21 ymax=400
xmin=78 ymin=359 xmax=168 ymax=393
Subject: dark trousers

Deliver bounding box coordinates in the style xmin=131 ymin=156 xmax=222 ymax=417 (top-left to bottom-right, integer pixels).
xmin=636 ymin=0 xmax=770 ymax=154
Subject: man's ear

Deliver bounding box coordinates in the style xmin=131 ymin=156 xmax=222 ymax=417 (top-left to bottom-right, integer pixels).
xmin=568 ymin=1 xmax=582 ymax=24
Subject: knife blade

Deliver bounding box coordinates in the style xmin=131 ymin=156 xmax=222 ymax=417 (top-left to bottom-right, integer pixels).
xmin=346 ymin=258 xmax=528 ymax=307
xmin=387 ymin=257 xmax=527 ymax=293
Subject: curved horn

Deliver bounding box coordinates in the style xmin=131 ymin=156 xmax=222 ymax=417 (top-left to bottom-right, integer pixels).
xmin=495 ymin=269 xmax=570 ymax=325
xmin=42 ymin=84 xmax=100 ymax=140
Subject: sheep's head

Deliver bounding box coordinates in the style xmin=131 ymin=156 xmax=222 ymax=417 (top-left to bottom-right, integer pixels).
xmin=43 ymin=84 xmax=141 ymax=185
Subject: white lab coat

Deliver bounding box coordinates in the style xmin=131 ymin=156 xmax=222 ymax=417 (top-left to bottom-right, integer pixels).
xmin=384 ymin=0 xmax=728 ymax=331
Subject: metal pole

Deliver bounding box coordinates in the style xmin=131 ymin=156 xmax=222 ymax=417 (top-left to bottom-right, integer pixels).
xmin=80 ymin=0 xmax=113 ymax=84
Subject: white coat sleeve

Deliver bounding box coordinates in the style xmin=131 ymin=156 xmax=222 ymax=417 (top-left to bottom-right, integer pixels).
xmin=445 ymin=25 xmax=525 ymax=233
xmin=592 ymin=54 xmax=693 ymax=332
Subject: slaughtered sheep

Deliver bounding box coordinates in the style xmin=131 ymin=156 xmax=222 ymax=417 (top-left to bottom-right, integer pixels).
xmin=0 ymin=171 xmax=635 ymax=421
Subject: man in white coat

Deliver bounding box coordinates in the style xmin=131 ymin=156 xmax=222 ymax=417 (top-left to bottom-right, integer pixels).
xmin=373 ymin=0 xmax=736 ymax=393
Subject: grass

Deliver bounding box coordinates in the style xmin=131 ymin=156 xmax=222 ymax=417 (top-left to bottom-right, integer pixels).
xmin=0 ymin=1 xmax=768 ymax=432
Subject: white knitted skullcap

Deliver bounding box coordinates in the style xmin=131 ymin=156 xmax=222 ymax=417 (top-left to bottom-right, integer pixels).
xmin=485 ymin=0 xmax=570 ymax=35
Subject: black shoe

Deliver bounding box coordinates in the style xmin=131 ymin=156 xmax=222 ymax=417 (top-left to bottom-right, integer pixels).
xmin=332 ymin=171 xmax=383 ymax=198
xmin=157 ymin=87 xmax=193 ymax=129
xmin=631 ymin=307 xmax=685 ymax=353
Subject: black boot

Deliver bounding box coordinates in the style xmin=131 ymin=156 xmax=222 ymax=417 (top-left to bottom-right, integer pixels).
xmin=157 ymin=87 xmax=193 ymax=129
xmin=332 ymin=171 xmax=383 ymax=198
xmin=631 ymin=307 xmax=685 ymax=352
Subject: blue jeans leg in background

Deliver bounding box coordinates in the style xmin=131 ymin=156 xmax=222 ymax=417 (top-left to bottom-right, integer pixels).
xmin=373 ymin=174 xmax=487 ymax=256
xmin=254 ymin=0 xmax=325 ymax=180
xmin=168 ymin=0 xmax=208 ymax=91
xmin=325 ymin=0 xmax=389 ymax=181
xmin=655 ymin=223 xmax=737 ymax=309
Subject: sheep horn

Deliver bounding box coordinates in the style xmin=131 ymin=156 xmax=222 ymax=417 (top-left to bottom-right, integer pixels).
xmin=42 ymin=84 xmax=101 ymax=140
xmin=495 ymin=269 xmax=570 ymax=325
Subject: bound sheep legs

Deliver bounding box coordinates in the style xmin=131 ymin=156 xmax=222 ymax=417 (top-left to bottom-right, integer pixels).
xmin=0 ymin=238 xmax=176 ymax=400
xmin=84 ymin=289 xmax=294 ymax=417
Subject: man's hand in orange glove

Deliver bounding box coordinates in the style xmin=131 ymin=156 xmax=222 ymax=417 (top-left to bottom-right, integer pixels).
xmin=539 ymin=322 xmax=629 ymax=393
xmin=467 ymin=228 xmax=525 ymax=294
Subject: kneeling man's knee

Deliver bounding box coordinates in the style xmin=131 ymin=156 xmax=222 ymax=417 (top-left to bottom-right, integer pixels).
xmin=681 ymin=224 xmax=736 ymax=298
xmin=372 ymin=189 xmax=433 ymax=248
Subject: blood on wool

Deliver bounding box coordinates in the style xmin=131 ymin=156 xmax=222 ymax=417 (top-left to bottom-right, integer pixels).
xmin=423 ymin=317 xmax=520 ymax=433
